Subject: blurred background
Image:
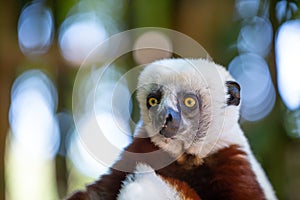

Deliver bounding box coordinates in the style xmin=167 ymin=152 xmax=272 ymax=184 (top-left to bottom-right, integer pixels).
xmin=1 ymin=0 xmax=300 ymax=199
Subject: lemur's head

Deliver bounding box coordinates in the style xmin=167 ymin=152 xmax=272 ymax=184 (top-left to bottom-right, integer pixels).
xmin=137 ymin=58 xmax=241 ymax=157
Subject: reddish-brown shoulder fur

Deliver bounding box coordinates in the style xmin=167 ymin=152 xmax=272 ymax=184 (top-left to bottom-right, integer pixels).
xmin=161 ymin=176 xmax=202 ymax=200
xmin=206 ymin=145 xmax=265 ymax=199
xmin=67 ymin=140 xmax=265 ymax=200
xmin=157 ymin=144 xmax=266 ymax=200
xmin=66 ymin=138 xmax=158 ymax=200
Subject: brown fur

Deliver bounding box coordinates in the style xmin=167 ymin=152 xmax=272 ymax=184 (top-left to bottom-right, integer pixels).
xmin=157 ymin=144 xmax=266 ymax=200
xmin=66 ymin=138 xmax=159 ymax=200
xmin=66 ymin=138 xmax=265 ymax=200
xmin=161 ymin=176 xmax=202 ymax=200
xmin=177 ymin=153 xmax=203 ymax=170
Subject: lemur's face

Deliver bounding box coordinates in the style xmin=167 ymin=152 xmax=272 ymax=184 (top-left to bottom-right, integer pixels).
xmin=143 ymin=84 xmax=205 ymax=144
xmin=137 ymin=59 xmax=240 ymax=156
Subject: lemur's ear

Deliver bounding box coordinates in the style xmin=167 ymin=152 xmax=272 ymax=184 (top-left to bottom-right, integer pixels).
xmin=226 ymin=81 xmax=240 ymax=106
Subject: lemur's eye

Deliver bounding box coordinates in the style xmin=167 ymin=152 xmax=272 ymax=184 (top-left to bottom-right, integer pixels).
xmin=148 ymin=97 xmax=159 ymax=107
xmin=184 ymin=97 xmax=196 ymax=108
xmin=146 ymin=89 xmax=162 ymax=109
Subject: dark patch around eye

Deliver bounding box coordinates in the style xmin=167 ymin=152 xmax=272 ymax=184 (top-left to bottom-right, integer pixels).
xmin=146 ymin=89 xmax=162 ymax=109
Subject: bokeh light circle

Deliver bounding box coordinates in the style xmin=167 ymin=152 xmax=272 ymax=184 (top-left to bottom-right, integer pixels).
xmin=237 ymin=17 xmax=273 ymax=57
xmin=9 ymin=70 xmax=59 ymax=159
xmin=276 ymin=20 xmax=300 ymax=110
xmin=133 ymin=31 xmax=173 ymax=64
xmin=18 ymin=2 xmax=54 ymax=55
xmin=228 ymin=53 xmax=276 ymax=121
xmin=59 ymin=13 xmax=109 ymax=65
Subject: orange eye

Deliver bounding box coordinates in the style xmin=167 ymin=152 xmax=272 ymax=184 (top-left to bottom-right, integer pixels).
xmin=148 ymin=97 xmax=159 ymax=107
xmin=184 ymin=97 xmax=196 ymax=108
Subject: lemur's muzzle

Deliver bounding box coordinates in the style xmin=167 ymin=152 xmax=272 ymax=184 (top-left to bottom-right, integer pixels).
xmin=159 ymin=107 xmax=181 ymax=138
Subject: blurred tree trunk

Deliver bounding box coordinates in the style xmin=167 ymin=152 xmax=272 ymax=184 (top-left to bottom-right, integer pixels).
xmin=0 ymin=2 xmax=23 ymax=200
xmin=173 ymin=0 xmax=236 ymax=64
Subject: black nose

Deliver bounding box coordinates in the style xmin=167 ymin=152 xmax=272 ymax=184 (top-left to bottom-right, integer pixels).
xmin=160 ymin=108 xmax=181 ymax=138
xmin=165 ymin=113 xmax=173 ymax=124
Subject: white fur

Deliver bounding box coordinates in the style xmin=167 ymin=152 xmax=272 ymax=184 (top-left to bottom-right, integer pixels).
xmin=136 ymin=58 xmax=277 ymax=199
xmin=242 ymin=143 xmax=278 ymax=200
xmin=117 ymin=163 xmax=182 ymax=200
xmin=137 ymin=58 xmax=241 ymax=157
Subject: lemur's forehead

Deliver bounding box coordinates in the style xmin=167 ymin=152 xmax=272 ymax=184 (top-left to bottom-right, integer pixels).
xmin=141 ymin=82 xmax=203 ymax=97
xmin=139 ymin=68 xmax=207 ymax=94
xmin=137 ymin=58 xmax=236 ymax=107
xmin=138 ymin=59 xmax=232 ymax=88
